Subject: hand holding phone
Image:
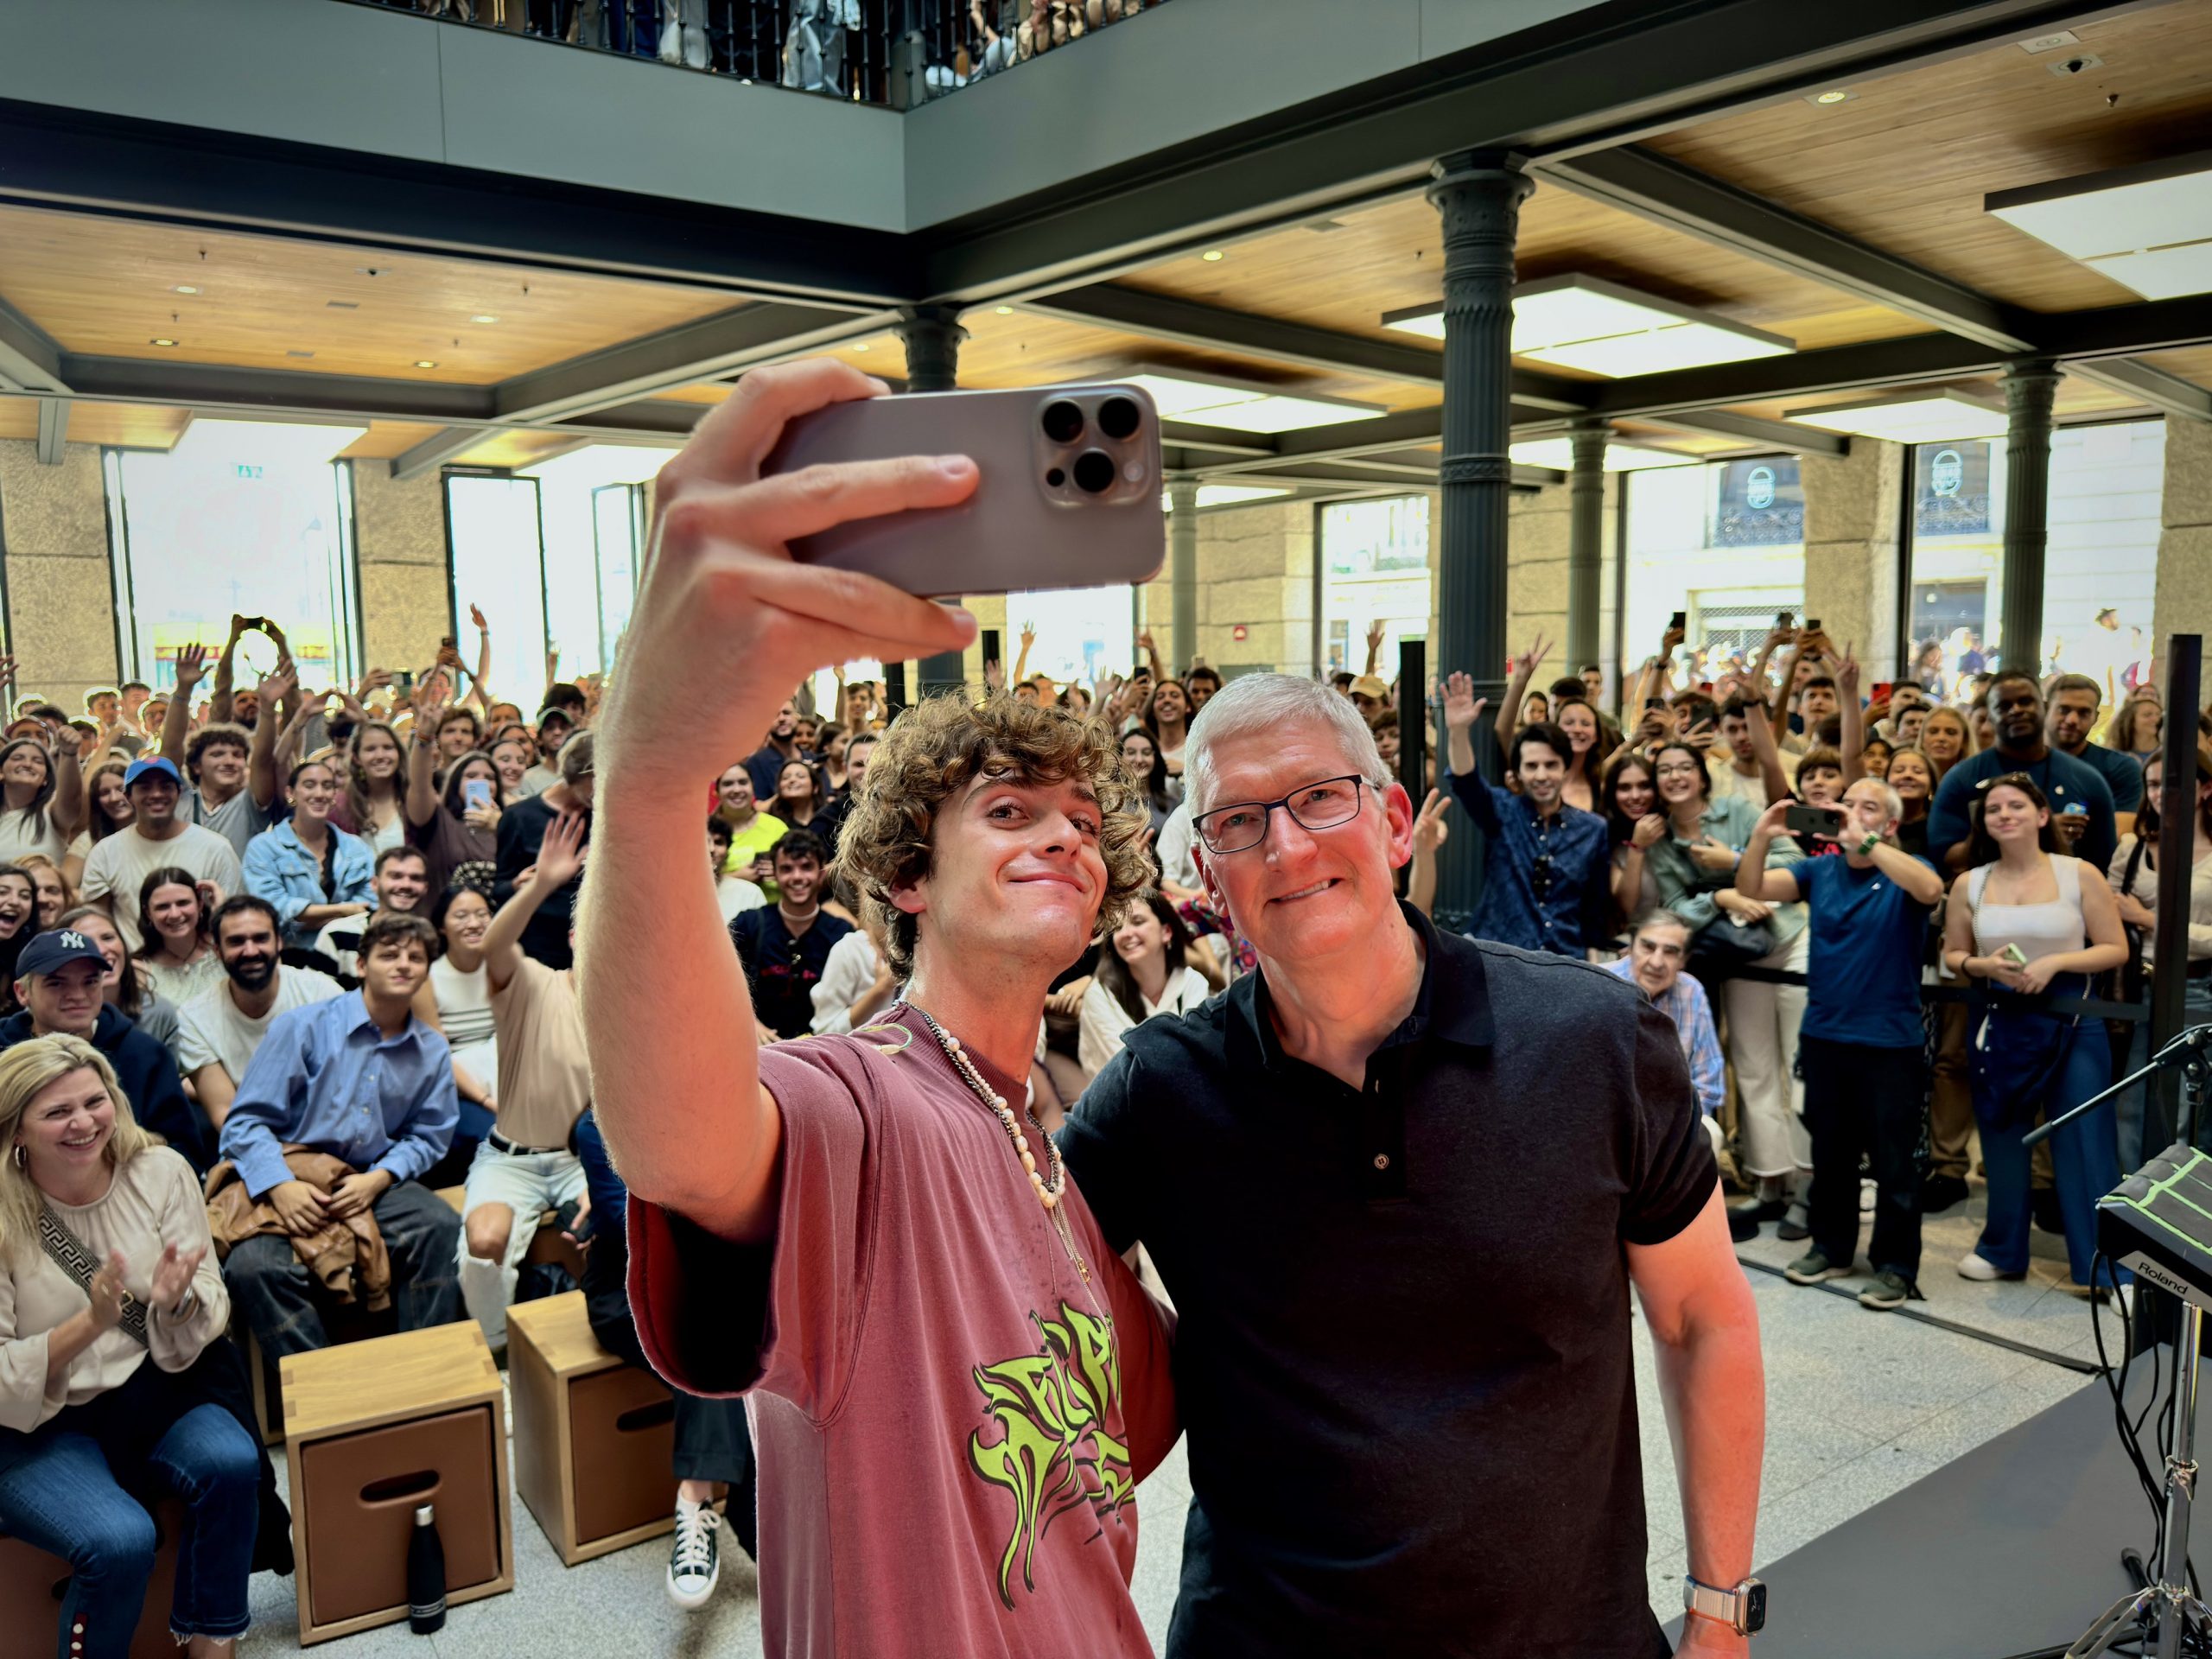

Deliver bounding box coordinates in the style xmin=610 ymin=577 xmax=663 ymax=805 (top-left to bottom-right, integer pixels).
xmin=461 ymin=778 xmax=494 ymax=813
xmin=1783 ymin=803 xmax=1847 ymax=841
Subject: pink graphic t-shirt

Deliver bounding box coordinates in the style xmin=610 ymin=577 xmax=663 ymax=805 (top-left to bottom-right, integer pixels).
xmin=628 ymin=1008 xmax=1179 ymax=1659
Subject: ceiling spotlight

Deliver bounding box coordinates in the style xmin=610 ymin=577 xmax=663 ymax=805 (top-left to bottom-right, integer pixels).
xmin=470 ymin=315 xmax=499 ymax=324
xmin=415 ymin=360 xmax=438 ymax=369
xmin=149 ymin=337 xmax=178 ymax=347
xmin=853 ymin=342 xmax=871 ymax=353
xmin=994 ymin=305 xmax=1014 ymax=315
xmin=173 ymin=284 xmax=200 ymax=295
xmin=1814 ymin=90 xmax=1851 ymax=105
xmin=1201 ymin=251 xmax=1225 ymax=262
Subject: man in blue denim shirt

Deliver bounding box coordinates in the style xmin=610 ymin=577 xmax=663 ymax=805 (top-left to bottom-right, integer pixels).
xmin=218 ymin=910 xmax=462 ymax=1359
xmin=1441 ymin=673 xmax=1610 ymax=955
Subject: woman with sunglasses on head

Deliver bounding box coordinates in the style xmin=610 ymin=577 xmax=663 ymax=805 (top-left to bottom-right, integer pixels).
xmin=1943 ymin=774 xmax=2129 ymax=1294
xmin=2107 ymin=744 xmax=2212 ymax=1168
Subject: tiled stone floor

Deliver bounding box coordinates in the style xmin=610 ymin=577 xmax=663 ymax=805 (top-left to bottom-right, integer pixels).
xmin=233 ymin=1178 xmax=2101 ymax=1655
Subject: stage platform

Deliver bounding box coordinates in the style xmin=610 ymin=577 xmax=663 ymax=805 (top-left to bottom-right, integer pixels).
xmin=1669 ymin=1358 xmax=2195 ymax=1658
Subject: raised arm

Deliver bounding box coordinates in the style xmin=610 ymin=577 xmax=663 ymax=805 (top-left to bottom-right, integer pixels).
xmin=1135 ymin=627 xmax=1164 ymax=684
xmin=161 ymin=644 xmax=209 ymax=767
xmin=1363 ymin=618 xmax=1385 ymax=678
xmin=1837 ymin=647 xmax=1866 ymax=785
xmin=580 ymin=359 xmax=976 ymax=1243
xmin=1407 ymin=788 xmax=1450 ymax=918
xmin=1737 ymin=800 xmax=1805 ymax=905
xmin=1012 ymin=623 xmax=1034 ymax=689
xmin=1492 ymin=632 xmax=1550 ymax=760
xmin=48 ymin=723 xmax=86 ymax=838
xmin=1736 ymin=685 xmax=1791 ymax=807
xmin=247 ymin=664 xmax=293 ymax=811
xmin=483 ymin=808 xmax=584 ymax=993
xmin=403 ymin=685 xmax=446 ymax=828
xmin=208 ymin=615 xmax=246 ymax=727
xmin=464 ymin=605 xmax=494 ymax=715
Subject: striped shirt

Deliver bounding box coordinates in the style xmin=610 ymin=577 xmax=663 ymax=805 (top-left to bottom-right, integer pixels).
xmin=1605 ymin=957 xmax=1726 ymax=1121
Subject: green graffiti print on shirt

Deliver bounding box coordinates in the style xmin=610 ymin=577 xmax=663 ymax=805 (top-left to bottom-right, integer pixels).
xmin=968 ymin=1301 xmax=1136 ymax=1610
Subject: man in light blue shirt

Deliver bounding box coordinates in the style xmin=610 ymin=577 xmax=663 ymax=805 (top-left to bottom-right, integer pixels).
xmin=219 ymin=910 xmax=462 ymax=1360
xmin=1605 ymin=910 xmax=1726 ymax=1128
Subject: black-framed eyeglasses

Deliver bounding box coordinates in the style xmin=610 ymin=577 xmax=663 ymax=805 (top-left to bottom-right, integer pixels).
xmin=1193 ymin=775 xmax=1369 ymax=855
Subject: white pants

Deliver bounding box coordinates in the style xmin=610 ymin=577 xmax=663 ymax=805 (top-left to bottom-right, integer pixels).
xmin=1722 ymin=927 xmax=1810 ymax=1180
xmin=456 ymin=1141 xmax=587 ymax=1350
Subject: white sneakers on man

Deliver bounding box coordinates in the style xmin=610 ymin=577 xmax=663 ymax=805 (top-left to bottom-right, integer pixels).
xmin=666 ymin=1497 xmax=723 ymax=1611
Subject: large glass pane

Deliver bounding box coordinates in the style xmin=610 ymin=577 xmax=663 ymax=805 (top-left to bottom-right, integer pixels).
xmin=518 ymin=447 xmax=677 ymax=683
xmin=591 ymin=485 xmax=644 ymax=668
xmin=1319 ymin=497 xmax=1431 ymax=678
xmin=109 ymin=436 xmax=360 ymax=693
xmin=1623 ymin=459 xmax=1803 ymax=688
xmin=445 ymin=476 xmax=547 ymax=700
xmin=1902 ymin=421 xmax=2162 ymax=698
xmin=1004 ymin=585 xmax=1138 ymax=689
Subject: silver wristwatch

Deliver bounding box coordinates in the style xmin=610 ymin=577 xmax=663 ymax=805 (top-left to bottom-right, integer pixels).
xmin=1684 ymin=1574 xmax=1765 ymax=1637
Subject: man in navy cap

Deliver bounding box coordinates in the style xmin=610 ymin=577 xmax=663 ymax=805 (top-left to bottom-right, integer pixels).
xmin=78 ymin=756 xmax=245 ymax=951
xmin=1 ymin=926 xmax=212 ymax=1171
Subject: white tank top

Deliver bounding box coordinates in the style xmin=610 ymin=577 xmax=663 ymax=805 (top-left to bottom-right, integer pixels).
xmin=430 ymin=956 xmax=499 ymax=1083
xmin=1968 ymin=855 xmax=2086 ymax=963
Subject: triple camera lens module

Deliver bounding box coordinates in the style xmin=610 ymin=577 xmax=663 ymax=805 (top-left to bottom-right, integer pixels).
xmin=1040 ymin=391 xmax=1147 ymax=502
xmin=1041 ymin=400 xmax=1086 ymax=443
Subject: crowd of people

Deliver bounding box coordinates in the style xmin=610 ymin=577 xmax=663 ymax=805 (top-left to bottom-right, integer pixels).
xmin=0 ymin=393 xmax=2204 ymax=1652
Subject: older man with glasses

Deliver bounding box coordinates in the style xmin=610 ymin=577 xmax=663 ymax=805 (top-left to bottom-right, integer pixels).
xmin=1063 ymin=672 xmax=1767 ymax=1659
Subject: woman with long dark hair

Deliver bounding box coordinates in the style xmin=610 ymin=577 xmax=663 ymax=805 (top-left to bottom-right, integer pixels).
xmin=1943 ymin=774 xmax=2128 ymax=1293
xmin=771 ymin=757 xmax=831 ymax=833
xmin=0 ymin=863 xmax=37 ymax=1018
xmin=2107 ymin=744 xmax=2212 ymax=1167
xmin=136 ymin=867 xmax=224 ymax=1010
xmin=1885 ymin=748 xmax=1936 ymax=859
xmin=0 ymin=734 xmax=84 ymax=868
xmin=63 ymin=760 xmax=133 ymax=890
xmin=1142 ymin=678 xmax=1192 ymax=791
xmin=1077 ymin=891 xmax=1208 ymax=1078
xmin=328 ymin=721 xmax=407 ymax=855
xmin=405 ymin=709 xmax=505 ymax=898
xmin=1601 ymin=753 xmax=1666 ymax=932
xmin=1118 ymin=729 xmax=1174 ymax=836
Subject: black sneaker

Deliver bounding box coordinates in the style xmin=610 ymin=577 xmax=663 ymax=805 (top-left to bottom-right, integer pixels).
xmin=1729 ymin=1195 xmax=1788 ymax=1224
xmin=1920 ymin=1173 xmax=1969 ymax=1213
xmin=2031 ymin=1186 xmax=2064 ymax=1235
xmin=1728 ymin=1206 xmax=1762 ymax=1243
xmin=1859 ymin=1270 xmax=1911 ymax=1310
xmin=1784 ymin=1249 xmax=1853 ymax=1285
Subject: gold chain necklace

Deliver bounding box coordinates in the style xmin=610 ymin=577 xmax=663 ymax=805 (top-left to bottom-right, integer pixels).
xmin=905 ymin=1003 xmax=1091 ymax=1283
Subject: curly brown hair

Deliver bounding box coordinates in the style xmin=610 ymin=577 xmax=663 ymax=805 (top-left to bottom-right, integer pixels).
xmin=836 ymin=693 xmax=1151 ymax=982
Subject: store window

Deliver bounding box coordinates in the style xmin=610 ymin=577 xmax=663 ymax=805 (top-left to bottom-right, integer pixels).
xmin=1902 ymin=420 xmax=2164 ymax=699
xmin=106 ymin=425 xmax=364 ymax=693
xmin=1320 ymin=497 xmax=1431 ymax=679
xmin=1622 ymin=458 xmax=1803 ymax=684
xmin=445 ymin=475 xmax=549 ymax=701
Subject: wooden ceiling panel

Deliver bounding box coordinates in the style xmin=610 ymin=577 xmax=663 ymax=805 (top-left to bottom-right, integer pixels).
xmin=2142 ymin=346 xmax=2212 ymax=387
xmin=1715 ymin=368 xmax=2151 ymax=428
xmin=0 ymin=205 xmax=741 ymax=386
xmin=338 ymin=423 xmax=449 ymax=461
xmin=1117 ymin=181 xmax=1934 ymax=360
xmin=0 ymin=401 xmax=189 ymax=448
xmin=1648 ymin=0 xmax=2212 ymax=314
xmin=448 ymin=429 xmax=593 ymax=469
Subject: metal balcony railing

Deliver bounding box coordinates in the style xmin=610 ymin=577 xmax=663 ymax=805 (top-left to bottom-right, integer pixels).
xmin=346 ymin=0 xmax=1168 ymax=109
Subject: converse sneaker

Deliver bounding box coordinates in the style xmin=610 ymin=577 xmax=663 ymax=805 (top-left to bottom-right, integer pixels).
xmin=667 ymin=1497 xmax=722 ymax=1611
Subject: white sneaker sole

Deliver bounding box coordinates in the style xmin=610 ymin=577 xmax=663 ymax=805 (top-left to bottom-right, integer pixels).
xmin=667 ymin=1569 xmax=720 ymax=1611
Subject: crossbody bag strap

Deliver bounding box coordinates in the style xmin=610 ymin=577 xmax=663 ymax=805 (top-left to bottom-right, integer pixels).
xmin=36 ymin=1207 xmax=149 ymax=1348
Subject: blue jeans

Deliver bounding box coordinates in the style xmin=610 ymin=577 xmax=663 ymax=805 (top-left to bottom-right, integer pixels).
xmin=0 ymin=1400 xmax=257 ymax=1656
xmin=2115 ymin=978 xmax=2212 ymax=1170
xmin=1973 ymin=1015 xmax=2126 ymax=1287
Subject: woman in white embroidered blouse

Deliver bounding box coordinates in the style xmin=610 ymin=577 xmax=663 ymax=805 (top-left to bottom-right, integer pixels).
xmin=1078 ymin=890 xmax=1213 ymax=1079
xmin=0 ymin=1035 xmax=254 ymax=1657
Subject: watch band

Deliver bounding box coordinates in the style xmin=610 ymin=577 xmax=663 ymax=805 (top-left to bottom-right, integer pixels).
xmin=1684 ymin=1574 xmax=1765 ymax=1636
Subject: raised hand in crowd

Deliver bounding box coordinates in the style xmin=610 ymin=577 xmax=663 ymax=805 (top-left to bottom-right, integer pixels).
xmin=983 ymin=658 xmax=1005 ymax=694
xmin=173 ymin=642 xmax=211 ymax=691
xmin=1440 ymin=671 xmax=1489 ymax=778
xmin=1411 ymin=786 xmax=1452 ymax=855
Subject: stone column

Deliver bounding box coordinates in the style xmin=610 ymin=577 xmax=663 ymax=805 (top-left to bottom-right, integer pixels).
xmin=899 ymin=303 xmax=970 ymax=701
xmin=1566 ymin=418 xmax=1607 ymax=676
xmin=2153 ymin=417 xmax=2212 ymax=658
xmin=0 ymin=441 xmax=120 ymax=709
xmin=351 ymin=462 xmax=453 ymax=680
xmin=1798 ymin=440 xmax=1905 ymax=681
xmin=1427 ymin=149 xmax=1531 ymax=931
xmin=1999 ymin=357 xmax=2060 ymax=676
xmin=1168 ymin=475 xmax=1199 ymax=676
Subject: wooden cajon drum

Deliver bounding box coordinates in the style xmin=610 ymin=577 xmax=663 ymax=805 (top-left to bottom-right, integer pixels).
xmin=0 ymin=1499 xmax=187 ymax=1659
xmin=280 ymin=1322 xmax=514 ymax=1645
xmin=508 ymin=1290 xmax=680 ymax=1566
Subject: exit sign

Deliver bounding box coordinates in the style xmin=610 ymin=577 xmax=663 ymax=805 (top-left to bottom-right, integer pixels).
xmin=233 ymin=464 xmax=264 ymax=479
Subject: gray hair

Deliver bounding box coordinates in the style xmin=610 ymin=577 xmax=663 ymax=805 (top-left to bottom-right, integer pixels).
xmin=1847 ymin=776 xmax=1904 ymax=825
xmin=557 ymin=728 xmax=595 ymax=786
xmin=1184 ymin=673 xmax=1389 ymax=818
xmin=1628 ymin=907 xmax=1696 ymax=943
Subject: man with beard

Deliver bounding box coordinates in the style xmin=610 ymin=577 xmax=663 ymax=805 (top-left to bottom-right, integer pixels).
xmin=79 ymin=758 xmax=245 ymax=951
xmin=728 ymin=830 xmax=853 ymax=1039
xmin=2044 ymin=671 xmax=2145 ymax=834
xmin=311 ymin=845 xmax=431 ymax=978
xmin=218 ymin=910 xmax=461 ymax=1361
xmin=1440 ymin=676 xmax=1609 ymax=955
xmin=1927 ymin=671 xmax=2117 ymax=874
xmin=0 ymin=926 xmax=210 ymax=1172
xmin=175 ymin=896 xmax=343 ymax=1129
xmin=742 ymin=699 xmax=805 ymax=801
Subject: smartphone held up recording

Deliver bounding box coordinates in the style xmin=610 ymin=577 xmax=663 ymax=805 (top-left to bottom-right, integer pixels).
xmin=762 ymin=385 xmax=1166 ymax=598
xmin=1783 ymin=803 xmax=1847 ymax=841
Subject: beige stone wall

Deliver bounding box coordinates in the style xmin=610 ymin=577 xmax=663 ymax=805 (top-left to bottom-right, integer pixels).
xmin=2156 ymin=419 xmax=2212 ymax=667
xmin=1799 ymin=440 xmax=1905 ymax=680
xmin=0 ymin=441 xmax=120 ymax=712
xmin=349 ymin=461 xmax=451 ymax=677
xmin=1136 ymin=500 xmax=1315 ymax=678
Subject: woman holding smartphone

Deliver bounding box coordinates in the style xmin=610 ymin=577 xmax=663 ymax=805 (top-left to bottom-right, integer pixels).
xmin=406 ymin=688 xmax=505 ymax=897
xmin=1942 ymin=774 xmax=2128 ymax=1293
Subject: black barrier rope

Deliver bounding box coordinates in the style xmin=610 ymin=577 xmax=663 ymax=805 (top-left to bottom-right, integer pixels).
xmin=1711 ymin=962 xmax=2152 ymax=1022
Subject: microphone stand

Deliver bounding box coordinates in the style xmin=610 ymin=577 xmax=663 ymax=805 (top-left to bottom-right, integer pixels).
xmin=2059 ymin=1025 xmax=2212 ymax=1659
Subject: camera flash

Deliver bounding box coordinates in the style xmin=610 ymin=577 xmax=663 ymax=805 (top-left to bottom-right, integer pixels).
xmin=1123 ymin=461 xmax=1143 ymax=482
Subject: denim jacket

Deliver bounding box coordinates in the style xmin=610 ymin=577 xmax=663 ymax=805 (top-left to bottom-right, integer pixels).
xmin=242 ymin=819 xmax=376 ymax=948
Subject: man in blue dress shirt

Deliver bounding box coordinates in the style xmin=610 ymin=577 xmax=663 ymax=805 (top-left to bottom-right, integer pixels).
xmin=1441 ymin=672 xmax=1611 ymax=955
xmin=219 ymin=910 xmax=462 ymax=1359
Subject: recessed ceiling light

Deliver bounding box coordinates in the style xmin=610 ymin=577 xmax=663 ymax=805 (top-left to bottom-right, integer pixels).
xmin=149 ymin=337 xmax=177 ymax=347
xmin=1383 ymin=274 xmax=1794 ymax=376
xmin=994 ymin=305 xmax=1013 ymax=315
xmin=1784 ymin=391 xmax=2009 ymax=443
xmin=1810 ymin=89 xmax=1853 ymax=105
xmin=1510 ymin=439 xmax=1699 ymax=474
xmin=1987 ymin=151 xmax=2212 ymax=300
xmin=853 ymin=342 xmax=870 ymax=353
xmin=172 ymin=284 xmax=200 ymax=295
xmin=471 ymin=315 xmax=499 ymax=324
xmin=415 ymin=359 xmax=438 ymax=369
xmin=1200 ymin=251 xmax=1225 ymax=262
xmin=1121 ymin=365 xmax=1385 ymax=434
